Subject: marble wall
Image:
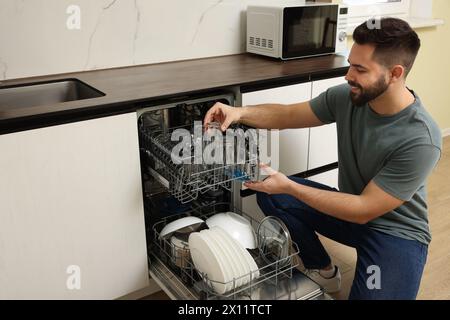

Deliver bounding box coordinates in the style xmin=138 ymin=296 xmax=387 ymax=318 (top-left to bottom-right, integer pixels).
xmin=0 ymin=0 xmax=294 ymax=81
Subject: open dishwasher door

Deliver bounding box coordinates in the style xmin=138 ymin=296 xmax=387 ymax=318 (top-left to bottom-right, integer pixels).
xmin=136 ymin=91 xmax=329 ymax=300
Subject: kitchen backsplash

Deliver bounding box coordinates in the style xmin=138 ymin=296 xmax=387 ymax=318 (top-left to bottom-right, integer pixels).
xmin=0 ymin=0 xmax=288 ymax=81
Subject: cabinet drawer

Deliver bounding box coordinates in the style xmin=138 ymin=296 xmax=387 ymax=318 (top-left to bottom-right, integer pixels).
xmin=308 ymin=123 xmax=338 ymax=170
xmin=308 ymin=168 xmax=339 ymax=190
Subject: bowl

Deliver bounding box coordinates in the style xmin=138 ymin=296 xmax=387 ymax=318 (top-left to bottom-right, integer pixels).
xmin=170 ymin=235 xmax=191 ymax=269
xmin=159 ymin=216 xmax=204 ymax=239
xmin=205 ymin=212 xmax=257 ymax=249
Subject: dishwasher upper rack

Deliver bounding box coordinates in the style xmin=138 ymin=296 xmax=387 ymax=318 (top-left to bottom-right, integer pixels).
xmin=139 ymin=124 xmax=260 ymax=204
xmin=151 ymin=202 xmax=301 ymax=300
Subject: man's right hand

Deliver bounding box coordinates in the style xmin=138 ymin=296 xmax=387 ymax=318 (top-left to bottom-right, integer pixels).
xmin=203 ymin=102 xmax=243 ymax=132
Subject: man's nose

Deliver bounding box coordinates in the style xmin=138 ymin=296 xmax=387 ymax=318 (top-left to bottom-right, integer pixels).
xmin=345 ymin=70 xmax=354 ymax=83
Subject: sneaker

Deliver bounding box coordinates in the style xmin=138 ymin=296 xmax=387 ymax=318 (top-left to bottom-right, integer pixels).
xmin=303 ymin=266 xmax=341 ymax=293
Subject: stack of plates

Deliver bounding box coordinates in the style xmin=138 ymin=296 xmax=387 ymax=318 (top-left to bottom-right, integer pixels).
xmin=188 ymin=226 xmax=260 ymax=294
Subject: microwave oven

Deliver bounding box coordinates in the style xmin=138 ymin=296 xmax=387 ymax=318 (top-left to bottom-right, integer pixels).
xmin=247 ymin=2 xmax=348 ymax=60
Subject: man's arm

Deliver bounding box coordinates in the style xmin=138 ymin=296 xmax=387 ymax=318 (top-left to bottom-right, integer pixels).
xmin=286 ymin=180 xmax=404 ymax=224
xmin=239 ymin=101 xmax=324 ymax=129
xmin=203 ymin=101 xmax=324 ymax=131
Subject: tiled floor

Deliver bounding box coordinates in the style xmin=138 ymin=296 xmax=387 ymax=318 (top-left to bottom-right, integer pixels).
xmin=144 ymin=137 xmax=450 ymax=300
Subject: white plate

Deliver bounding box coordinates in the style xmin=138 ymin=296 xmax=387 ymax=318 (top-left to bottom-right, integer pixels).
xmin=199 ymin=230 xmax=234 ymax=293
xmin=214 ymin=226 xmax=260 ymax=284
xmin=205 ymin=228 xmax=245 ymax=290
xmin=160 ymin=216 xmax=204 ymax=239
xmin=188 ymin=232 xmax=229 ymax=294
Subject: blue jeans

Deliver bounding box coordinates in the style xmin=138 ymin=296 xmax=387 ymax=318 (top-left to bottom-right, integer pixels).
xmin=256 ymin=177 xmax=428 ymax=300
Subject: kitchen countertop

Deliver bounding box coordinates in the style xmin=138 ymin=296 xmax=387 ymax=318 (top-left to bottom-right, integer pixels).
xmin=0 ymin=53 xmax=349 ymax=134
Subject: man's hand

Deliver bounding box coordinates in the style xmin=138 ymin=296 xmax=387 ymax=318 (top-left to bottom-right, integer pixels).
xmin=244 ymin=164 xmax=292 ymax=195
xmin=203 ymin=102 xmax=242 ymax=132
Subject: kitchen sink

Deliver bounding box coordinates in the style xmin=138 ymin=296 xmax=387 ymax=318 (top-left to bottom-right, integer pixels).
xmin=0 ymin=78 xmax=105 ymax=109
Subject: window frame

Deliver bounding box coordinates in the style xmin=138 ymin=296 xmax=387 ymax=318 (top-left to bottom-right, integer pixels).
xmin=344 ymin=0 xmax=411 ymax=19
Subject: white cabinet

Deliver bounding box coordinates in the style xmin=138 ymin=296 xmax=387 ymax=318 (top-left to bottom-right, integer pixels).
xmin=308 ymin=169 xmax=339 ymax=190
xmin=308 ymin=76 xmax=346 ymax=170
xmin=241 ymin=82 xmax=311 ymax=176
xmin=0 ymin=113 xmax=149 ymax=299
xmin=308 ymin=122 xmax=338 ymax=170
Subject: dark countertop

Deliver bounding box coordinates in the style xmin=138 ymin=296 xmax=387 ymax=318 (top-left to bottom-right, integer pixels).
xmin=0 ymin=53 xmax=349 ymax=134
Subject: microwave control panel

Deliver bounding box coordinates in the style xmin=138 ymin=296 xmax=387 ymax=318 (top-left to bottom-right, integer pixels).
xmin=336 ymin=5 xmax=349 ymax=54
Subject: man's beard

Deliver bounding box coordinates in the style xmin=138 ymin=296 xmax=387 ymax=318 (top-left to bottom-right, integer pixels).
xmin=349 ymin=75 xmax=389 ymax=107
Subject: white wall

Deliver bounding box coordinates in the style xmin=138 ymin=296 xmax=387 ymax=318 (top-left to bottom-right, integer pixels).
xmin=0 ymin=0 xmax=299 ymax=81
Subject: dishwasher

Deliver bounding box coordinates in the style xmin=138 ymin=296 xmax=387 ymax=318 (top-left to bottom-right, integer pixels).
xmin=136 ymin=91 xmax=328 ymax=300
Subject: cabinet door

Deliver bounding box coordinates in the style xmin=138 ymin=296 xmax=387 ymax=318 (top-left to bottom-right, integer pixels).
xmin=0 ymin=113 xmax=148 ymax=299
xmin=308 ymin=76 xmax=346 ymax=170
xmin=309 ymin=168 xmax=339 ymax=190
xmin=241 ymin=82 xmax=311 ymax=176
xmin=241 ymin=83 xmax=311 ymax=222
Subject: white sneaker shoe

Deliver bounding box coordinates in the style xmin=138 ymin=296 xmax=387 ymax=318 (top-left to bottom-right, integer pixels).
xmin=303 ymin=266 xmax=342 ymax=293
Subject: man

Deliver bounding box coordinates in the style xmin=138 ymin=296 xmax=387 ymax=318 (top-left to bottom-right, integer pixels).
xmin=203 ymin=18 xmax=442 ymax=299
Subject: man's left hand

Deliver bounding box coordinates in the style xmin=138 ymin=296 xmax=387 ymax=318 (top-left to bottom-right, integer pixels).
xmin=244 ymin=164 xmax=292 ymax=195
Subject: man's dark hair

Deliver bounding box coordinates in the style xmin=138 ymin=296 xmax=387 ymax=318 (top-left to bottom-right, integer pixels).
xmin=353 ymin=18 xmax=421 ymax=77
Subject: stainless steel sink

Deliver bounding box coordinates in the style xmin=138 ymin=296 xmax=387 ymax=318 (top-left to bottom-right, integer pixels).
xmin=0 ymin=79 xmax=105 ymax=109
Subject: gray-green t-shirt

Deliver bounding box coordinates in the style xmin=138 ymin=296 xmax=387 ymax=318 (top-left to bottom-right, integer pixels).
xmin=310 ymin=83 xmax=442 ymax=245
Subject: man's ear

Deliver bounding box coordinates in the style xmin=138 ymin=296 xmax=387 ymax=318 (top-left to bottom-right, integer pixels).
xmin=390 ymin=65 xmax=405 ymax=83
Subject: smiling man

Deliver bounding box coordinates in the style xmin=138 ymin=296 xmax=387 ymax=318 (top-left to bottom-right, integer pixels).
xmin=203 ymin=18 xmax=442 ymax=300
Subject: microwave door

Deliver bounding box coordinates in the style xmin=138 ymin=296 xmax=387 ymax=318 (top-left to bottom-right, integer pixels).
xmin=282 ymin=6 xmax=338 ymax=59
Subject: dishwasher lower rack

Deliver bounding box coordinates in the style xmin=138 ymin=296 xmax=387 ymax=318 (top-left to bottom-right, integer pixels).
xmin=139 ymin=125 xmax=259 ymax=204
xmin=149 ymin=202 xmax=304 ymax=300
